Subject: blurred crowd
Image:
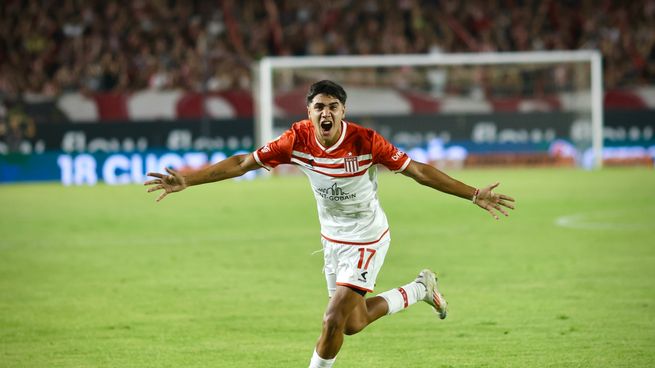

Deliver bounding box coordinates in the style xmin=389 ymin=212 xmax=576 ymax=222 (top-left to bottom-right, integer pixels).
xmin=1 ymin=0 xmax=654 ymax=101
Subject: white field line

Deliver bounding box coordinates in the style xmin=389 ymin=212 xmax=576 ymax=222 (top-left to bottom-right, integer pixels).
xmin=554 ymin=211 xmax=653 ymax=230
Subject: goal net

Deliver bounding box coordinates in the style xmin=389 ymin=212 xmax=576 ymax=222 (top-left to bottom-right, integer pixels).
xmin=255 ymin=51 xmax=603 ymax=169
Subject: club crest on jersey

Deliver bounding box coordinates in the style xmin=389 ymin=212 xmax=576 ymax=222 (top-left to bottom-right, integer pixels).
xmin=344 ymin=156 xmax=359 ymax=173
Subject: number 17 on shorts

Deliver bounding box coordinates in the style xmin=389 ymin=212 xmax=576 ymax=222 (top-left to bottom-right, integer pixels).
xmin=356 ymin=248 xmax=376 ymax=282
xmin=322 ymin=234 xmax=391 ymax=295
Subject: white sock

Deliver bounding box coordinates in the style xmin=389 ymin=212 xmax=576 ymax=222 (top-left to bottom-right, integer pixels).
xmin=377 ymin=281 xmax=427 ymax=315
xmin=309 ymin=349 xmax=336 ymax=368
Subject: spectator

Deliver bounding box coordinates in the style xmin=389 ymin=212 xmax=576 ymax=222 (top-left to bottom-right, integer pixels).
xmin=0 ymin=0 xmax=653 ymax=100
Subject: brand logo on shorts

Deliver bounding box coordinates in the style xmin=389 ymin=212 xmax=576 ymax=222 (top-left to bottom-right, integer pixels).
xmin=358 ymin=271 xmax=368 ymax=282
xmin=315 ymin=183 xmax=356 ymax=201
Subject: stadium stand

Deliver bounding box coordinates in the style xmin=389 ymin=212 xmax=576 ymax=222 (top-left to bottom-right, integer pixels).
xmin=1 ymin=0 xmax=654 ymax=122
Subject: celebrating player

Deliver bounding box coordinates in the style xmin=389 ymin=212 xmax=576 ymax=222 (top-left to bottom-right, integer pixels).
xmin=145 ymin=80 xmax=515 ymax=368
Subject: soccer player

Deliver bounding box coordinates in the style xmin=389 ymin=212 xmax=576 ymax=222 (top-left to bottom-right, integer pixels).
xmin=145 ymin=80 xmax=515 ymax=367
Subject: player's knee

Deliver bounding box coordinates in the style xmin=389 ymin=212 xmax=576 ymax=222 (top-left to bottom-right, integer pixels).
xmin=322 ymin=311 xmax=346 ymax=336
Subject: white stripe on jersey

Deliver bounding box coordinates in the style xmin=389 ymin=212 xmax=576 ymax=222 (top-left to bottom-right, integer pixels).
xmin=252 ymin=151 xmax=272 ymax=171
xmin=290 ymin=157 xmax=373 ymax=175
xmin=291 ymin=150 xmax=372 ymax=164
xmin=290 ymin=157 xmax=313 ymax=169
xmin=393 ymin=157 xmax=412 ymax=173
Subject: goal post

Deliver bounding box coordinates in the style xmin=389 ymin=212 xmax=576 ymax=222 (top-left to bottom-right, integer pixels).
xmin=255 ymin=50 xmax=603 ymax=169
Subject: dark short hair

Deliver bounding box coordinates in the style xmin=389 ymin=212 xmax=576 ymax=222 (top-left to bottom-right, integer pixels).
xmin=306 ymin=80 xmax=347 ymax=106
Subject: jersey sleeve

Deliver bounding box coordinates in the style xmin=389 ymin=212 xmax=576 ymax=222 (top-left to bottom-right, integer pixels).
xmin=253 ymin=129 xmax=295 ymax=170
xmin=372 ymin=131 xmax=411 ymax=172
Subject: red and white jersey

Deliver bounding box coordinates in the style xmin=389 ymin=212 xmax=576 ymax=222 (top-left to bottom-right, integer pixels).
xmin=253 ymin=120 xmax=411 ymax=244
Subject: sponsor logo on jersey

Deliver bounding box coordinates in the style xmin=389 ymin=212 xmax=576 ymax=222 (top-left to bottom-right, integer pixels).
xmin=358 ymin=271 xmax=368 ymax=282
xmin=315 ymin=183 xmax=356 ymax=201
xmin=344 ymin=156 xmax=359 ymax=173
xmin=391 ymin=150 xmax=404 ymax=161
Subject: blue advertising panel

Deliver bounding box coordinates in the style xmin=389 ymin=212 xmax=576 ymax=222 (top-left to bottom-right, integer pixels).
xmin=1 ymin=151 xmax=261 ymax=185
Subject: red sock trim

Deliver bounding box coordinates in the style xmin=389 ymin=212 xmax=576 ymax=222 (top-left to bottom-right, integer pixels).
xmin=398 ymin=287 xmax=409 ymax=308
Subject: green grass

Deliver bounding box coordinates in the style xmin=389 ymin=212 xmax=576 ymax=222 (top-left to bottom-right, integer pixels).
xmin=1 ymin=168 xmax=654 ymax=367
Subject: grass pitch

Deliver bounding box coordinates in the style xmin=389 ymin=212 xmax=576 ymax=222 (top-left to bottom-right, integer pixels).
xmin=1 ymin=168 xmax=654 ymax=367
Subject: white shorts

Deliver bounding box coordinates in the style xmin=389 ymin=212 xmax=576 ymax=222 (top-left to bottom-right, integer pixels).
xmin=322 ymin=233 xmax=390 ymax=297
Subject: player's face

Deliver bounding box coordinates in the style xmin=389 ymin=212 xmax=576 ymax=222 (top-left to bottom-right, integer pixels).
xmin=308 ymin=93 xmax=345 ymax=146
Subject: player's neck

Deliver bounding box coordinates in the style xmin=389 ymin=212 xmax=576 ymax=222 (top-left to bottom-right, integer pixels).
xmin=315 ymin=123 xmax=343 ymax=148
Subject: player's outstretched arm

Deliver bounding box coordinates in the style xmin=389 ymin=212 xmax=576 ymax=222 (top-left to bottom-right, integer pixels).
xmin=144 ymin=153 xmax=261 ymax=202
xmin=401 ymin=160 xmax=515 ymax=220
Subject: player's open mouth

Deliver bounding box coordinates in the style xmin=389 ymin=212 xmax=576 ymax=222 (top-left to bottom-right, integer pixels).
xmin=320 ymin=121 xmax=333 ymax=134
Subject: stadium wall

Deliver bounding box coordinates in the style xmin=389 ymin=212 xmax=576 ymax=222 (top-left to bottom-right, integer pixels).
xmin=1 ymin=108 xmax=654 ymax=184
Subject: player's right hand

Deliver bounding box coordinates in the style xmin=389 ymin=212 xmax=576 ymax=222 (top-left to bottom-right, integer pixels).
xmin=475 ymin=182 xmax=515 ymax=220
xmin=144 ymin=167 xmax=187 ymax=202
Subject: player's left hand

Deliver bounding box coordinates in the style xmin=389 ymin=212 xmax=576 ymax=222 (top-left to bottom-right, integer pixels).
xmin=475 ymin=182 xmax=515 ymax=220
xmin=144 ymin=167 xmax=187 ymax=202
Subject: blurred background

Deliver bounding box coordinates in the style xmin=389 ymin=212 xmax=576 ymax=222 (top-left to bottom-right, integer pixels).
xmin=1 ymin=0 xmax=654 ymax=184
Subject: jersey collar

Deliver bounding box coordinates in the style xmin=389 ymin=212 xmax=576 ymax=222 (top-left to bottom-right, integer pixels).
xmin=314 ymin=120 xmax=347 ymax=153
